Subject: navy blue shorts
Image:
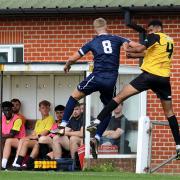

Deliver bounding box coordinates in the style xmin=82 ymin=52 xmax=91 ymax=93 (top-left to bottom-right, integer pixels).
xmin=77 ymin=73 xmax=117 ymax=105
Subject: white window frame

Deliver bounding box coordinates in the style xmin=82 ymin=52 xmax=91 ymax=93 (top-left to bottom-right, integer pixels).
xmin=0 ymin=44 xmax=24 ymax=63
xmin=0 ymin=48 xmax=11 ymax=62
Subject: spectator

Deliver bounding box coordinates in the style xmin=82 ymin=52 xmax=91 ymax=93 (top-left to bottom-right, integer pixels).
xmin=53 ymin=103 xmax=83 ymax=160
xmin=80 ymin=102 xmax=94 ymax=121
xmin=12 ymin=100 xmax=54 ymax=168
xmin=1 ymin=101 xmax=26 ymax=170
xmin=25 ymin=105 xmax=65 ymax=169
xmin=100 ymin=103 xmax=131 ymax=153
xmin=79 ymin=103 xmax=85 ymax=114
xmin=11 ymin=98 xmax=25 ymax=124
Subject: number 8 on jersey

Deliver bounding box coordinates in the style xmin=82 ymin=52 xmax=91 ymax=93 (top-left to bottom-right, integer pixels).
xmin=102 ymin=40 xmax=112 ymax=54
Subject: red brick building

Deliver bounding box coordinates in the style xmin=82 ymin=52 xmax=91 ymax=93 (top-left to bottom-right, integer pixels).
xmin=0 ymin=1 xmax=180 ymax=173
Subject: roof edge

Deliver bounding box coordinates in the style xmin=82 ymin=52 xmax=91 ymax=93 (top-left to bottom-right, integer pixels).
xmin=0 ymin=6 xmax=180 ymax=15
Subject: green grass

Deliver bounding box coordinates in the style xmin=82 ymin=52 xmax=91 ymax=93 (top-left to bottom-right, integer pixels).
xmin=0 ymin=171 xmax=180 ymax=180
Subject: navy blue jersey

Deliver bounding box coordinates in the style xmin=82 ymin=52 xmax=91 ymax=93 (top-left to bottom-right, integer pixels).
xmin=78 ymin=34 xmax=130 ymax=78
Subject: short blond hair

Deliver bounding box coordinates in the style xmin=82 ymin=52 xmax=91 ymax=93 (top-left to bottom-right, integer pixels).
xmin=93 ymin=18 xmax=107 ymax=28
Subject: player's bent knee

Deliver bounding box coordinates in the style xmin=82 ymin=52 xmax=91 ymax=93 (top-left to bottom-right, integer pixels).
xmin=69 ymin=136 xmax=77 ymax=141
xmin=38 ymin=136 xmax=47 ymax=143
xmin=22 ymin=140 xmax=30 ymax=146
xmin=71 ymin=89 xmax=85 ymax=100
xmin=5 ymin=138 xmax=12 ymax=145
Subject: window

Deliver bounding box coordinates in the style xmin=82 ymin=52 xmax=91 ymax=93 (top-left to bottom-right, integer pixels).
xmin=0 ymin=45 xmax=24 ymax=63
xmin=0 ymin=48 xmax=10 ymax=63
xmin=0 ymin=52 xmax=8 ymax=62
xmin=13 ymin=47 xmax=23 ymax=62
xmin=88 ymin=74 xmax=146 ymax=157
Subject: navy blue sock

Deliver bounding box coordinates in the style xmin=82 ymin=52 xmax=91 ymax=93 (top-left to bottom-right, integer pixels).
xmin=62 ymin=96 xmax=78 ymax=123
xmin=96 ymin=114 xmax=112 ymax=138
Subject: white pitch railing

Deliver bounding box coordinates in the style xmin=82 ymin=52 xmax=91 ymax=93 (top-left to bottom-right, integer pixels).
xmin=136 ymin=116 xmax=179 ymax=173
xmin=136 ymin=116 xmax=150 ymax=173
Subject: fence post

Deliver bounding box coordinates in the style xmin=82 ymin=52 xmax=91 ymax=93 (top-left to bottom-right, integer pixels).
xmin=136 ymin=116 xmax=150 ymax=173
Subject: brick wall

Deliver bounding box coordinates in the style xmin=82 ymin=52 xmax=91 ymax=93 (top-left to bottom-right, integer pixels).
xmin=0 ymin=13 xmax=180 ymax=173
xmin=84 ymin=158 xmax=136 ymax=172
xmin=0 ymin=15 xmax=139 ymax=63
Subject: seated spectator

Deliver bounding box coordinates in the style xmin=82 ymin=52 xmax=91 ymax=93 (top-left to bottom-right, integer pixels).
xmin=79 ymin=102 xmax=85 ymax=114
xmin=1 ymin=101 xmax=26 ymax=170
xmin=53 ymin=103 xmax=83 ymax=160
xmin=80 ymin=102 xmax=94 ymax=121
xmin=11 ymin=98 xmax=26 ymax=124
xmin=25 ymin=105 xmax=65 ymax=169
xmin=13 ymin=100 xmax=54 ymax=168
xmin=100 ymin=103 xmax=131 ymax=153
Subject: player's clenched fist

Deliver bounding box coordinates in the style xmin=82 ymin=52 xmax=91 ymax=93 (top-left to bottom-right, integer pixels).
xmin=64 ymin=63 xmax=71 ymax=73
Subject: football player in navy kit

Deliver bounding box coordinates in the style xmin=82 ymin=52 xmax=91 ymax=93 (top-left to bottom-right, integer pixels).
xmin=59 ymin=17 xmax=139 ymax=158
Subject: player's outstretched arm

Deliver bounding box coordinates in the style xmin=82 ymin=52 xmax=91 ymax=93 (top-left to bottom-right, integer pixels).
xmin=128 ymin=41 xmax=141 ymax=48
xmin=122 ymin=41 xmax=144 ymax=58
xmin=122 ymin=41 xmax=141 ymax=51
xmin=126 ymin=44 xmax=146 ymax=53
xmin=126 ymin=51 xmax=145 ymax=58
xmin=64 ymin=52 xmax=82 ymax=73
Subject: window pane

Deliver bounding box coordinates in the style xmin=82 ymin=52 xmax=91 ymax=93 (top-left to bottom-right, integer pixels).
xmin=90 ymin=74 xmax=139 ymax=155
xmin=0 ymin=52 xmax=8 ymax=63
xmin=13 ymin=47 xmax=23 ymax=62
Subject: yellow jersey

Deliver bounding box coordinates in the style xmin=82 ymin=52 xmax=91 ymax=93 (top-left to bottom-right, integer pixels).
xmin=34 ymin=115 xmax=54 ymax=135
xmin=141 ymin=32 xmax=174 ymax=77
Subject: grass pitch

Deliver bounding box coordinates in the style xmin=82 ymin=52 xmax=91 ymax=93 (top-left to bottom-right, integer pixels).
xmin=0 ymin=171 xmax=180 ymax=180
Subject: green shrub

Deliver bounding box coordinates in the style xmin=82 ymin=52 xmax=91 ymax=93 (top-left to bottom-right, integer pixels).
xmin=84 ymin=162 xmax=119 ymax=172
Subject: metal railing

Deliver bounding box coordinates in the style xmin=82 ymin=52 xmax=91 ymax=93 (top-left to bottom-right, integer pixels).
xmin=147 ymin=121 xmax=179 ymax=173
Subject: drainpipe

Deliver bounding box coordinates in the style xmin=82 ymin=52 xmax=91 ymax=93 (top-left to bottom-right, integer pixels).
xmin=124 ymin=9 xmax=146 ymax=66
